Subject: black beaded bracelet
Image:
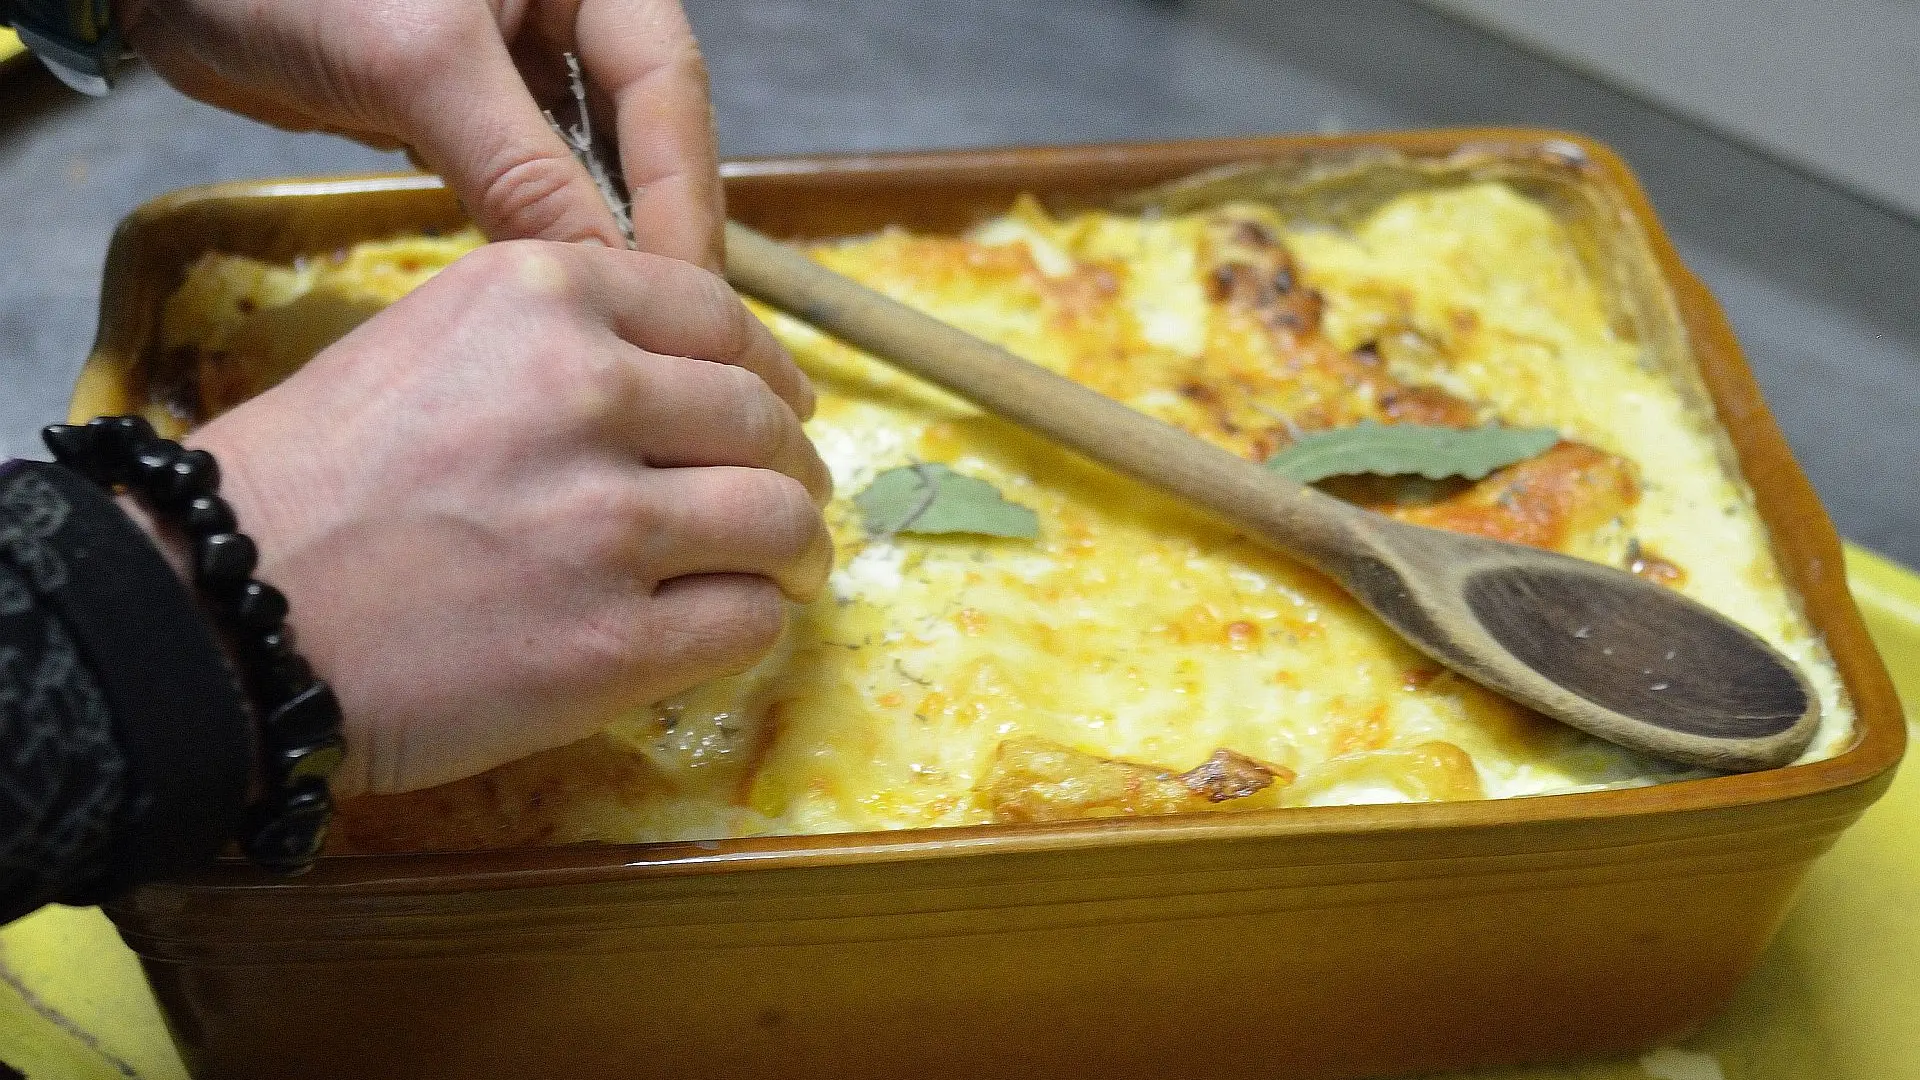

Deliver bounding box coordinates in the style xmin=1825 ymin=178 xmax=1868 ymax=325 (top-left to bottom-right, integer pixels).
xmin=43 ymin=416 xmax=342 ymax=875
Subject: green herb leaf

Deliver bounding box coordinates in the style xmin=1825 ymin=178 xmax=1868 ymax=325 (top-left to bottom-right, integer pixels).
xmin=854 ymin=463 xmax=1040 ymax=539
xmin=1265 ymin=421 xmax=1560 ymax=483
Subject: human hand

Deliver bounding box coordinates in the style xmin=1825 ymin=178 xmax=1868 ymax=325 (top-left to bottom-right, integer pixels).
xmin=185 ymin=241 xmax=831 ymax=796
xmin=121 ymin=0 xmax=721 ymax=264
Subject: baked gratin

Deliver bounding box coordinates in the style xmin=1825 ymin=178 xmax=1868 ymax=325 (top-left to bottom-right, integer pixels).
xmin=157 ymin=181 xmax=1854 ymax=852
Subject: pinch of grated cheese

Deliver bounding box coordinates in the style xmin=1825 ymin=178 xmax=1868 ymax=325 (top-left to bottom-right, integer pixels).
xmin=159 ymin=183 xmax=1854 ymax=853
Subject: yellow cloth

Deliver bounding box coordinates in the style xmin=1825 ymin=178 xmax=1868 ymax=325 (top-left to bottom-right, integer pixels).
xmin=2 ymin=544 xmax=1914 ymax=1080
xmin=1 ymin=29 xmax=25 ymax=66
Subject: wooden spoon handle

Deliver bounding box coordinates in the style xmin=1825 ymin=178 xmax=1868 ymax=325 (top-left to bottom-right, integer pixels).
xmin=723 ymin=221 xmax=1360 ymax=568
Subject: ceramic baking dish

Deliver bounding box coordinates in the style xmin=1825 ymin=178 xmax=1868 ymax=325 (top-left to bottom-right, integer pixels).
xmin=83 ymin=132 xmax=1905 ymax=1080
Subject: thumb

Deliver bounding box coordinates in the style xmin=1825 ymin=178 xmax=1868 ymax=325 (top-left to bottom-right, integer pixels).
xmin=400 ymin=34 xmax=626 ymax=245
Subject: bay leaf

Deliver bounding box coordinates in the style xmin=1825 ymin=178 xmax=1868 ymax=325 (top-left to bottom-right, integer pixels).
xmin=1266 ymin=421 xmax=1559 ymax=484
xmin=854 ymin=463 xmax=1040 ymax=539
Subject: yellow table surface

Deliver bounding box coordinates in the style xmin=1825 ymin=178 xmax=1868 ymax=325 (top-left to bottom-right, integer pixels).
xmin=2 ymin=544 xmax=1914 ymax=1080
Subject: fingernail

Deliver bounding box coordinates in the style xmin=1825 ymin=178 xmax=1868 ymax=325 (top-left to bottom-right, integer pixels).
xmin=799 ymin=376 xmax=819 ymax=421
xmin=793 ymin=531 xmax=837 ymax=603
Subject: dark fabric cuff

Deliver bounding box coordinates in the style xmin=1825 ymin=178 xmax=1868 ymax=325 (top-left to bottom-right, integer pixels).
xmin=0 ymin=460 xmax=253 ymax=898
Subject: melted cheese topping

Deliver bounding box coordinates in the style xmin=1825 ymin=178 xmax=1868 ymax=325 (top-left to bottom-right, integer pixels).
xmin=160 ymin=183 xmax=1853 ymax=853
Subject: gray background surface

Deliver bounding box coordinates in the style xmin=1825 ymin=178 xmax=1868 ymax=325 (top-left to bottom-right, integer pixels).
xmin=1424 ymin=0 xmax=1920 ymax=221
xmin=3 ymin=0 xmax=1915 ymax=564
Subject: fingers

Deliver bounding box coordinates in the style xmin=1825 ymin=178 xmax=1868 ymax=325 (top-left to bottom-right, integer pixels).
xmin=642 ymin=573 xmax=789 ymax=681
xmin=575 ymin=0 xmax=724 ymax=269
xmin=631 ymin=468 xmax=833 ymax=602
xmin=621 ymin=350 xmax=831 ymax=504
xmin=575 ymin=245 xmax=816 ymax=419
xmin=401 ymin=27 xmax=630 ymax=245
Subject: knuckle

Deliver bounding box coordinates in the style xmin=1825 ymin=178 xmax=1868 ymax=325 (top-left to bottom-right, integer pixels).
xmin=357 ymin=20 xmax=453 ymax=97
xmin=672 ymin=39 xmax=712 ymax=86
xmin=555 ymin=335 xmax=632 ymax=422
xmin=692 ymin=468 xmax=817 ymax=561
xmin=615 ymin=33 xmax=711 ymax=102
xmin=571 ymin=601 xmax=650 ymax=683
xmin=651 ymin=578 xmax=786 ymax=675
xmin=481 ymin=151 xmax=591 ymax=241
xmin=713 ymin=581 xmax=787 ymax=661
xmin=701 ymin=274 xmax=754 ymax=362
xmin=649 ymin=260 xmax=750 ymax=362
xmin=544 ymin=332 xmax=606 ymax=402
xmin=453 ymin=238 xmax=573 ymax=299
xmin=727 ymin=374 xmax=793 ymax=465
xmin=749 ymin=471 xmax=822 ymax=559
xmin=446 ymin=244 xmax=617 ymax=407
xmin=571 ymin=474 xmax=661 ymax=561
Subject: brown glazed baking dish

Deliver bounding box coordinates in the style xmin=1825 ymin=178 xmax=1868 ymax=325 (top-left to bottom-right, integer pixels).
xmin=83 ymin=132 xmax=1904 ymax=1080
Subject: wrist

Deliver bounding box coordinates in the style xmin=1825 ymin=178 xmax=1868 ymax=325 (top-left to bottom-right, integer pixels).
xmin=181 ymin=417 xmax=377 ymax=799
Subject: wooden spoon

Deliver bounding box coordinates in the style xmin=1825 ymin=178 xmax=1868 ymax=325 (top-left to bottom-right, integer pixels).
xmin=723 ymin=221 xmax=1819 ymax=773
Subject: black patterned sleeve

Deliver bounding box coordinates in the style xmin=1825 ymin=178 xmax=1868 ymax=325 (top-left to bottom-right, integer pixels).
xmin=0 ymin=459 xmax=255 ymax=924
xmin=0 ymin=560 xmax=125 ymax=922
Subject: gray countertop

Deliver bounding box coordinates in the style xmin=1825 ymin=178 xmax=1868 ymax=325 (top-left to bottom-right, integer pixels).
xmin=4 ymin=0 xmax=1915 ymax=564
